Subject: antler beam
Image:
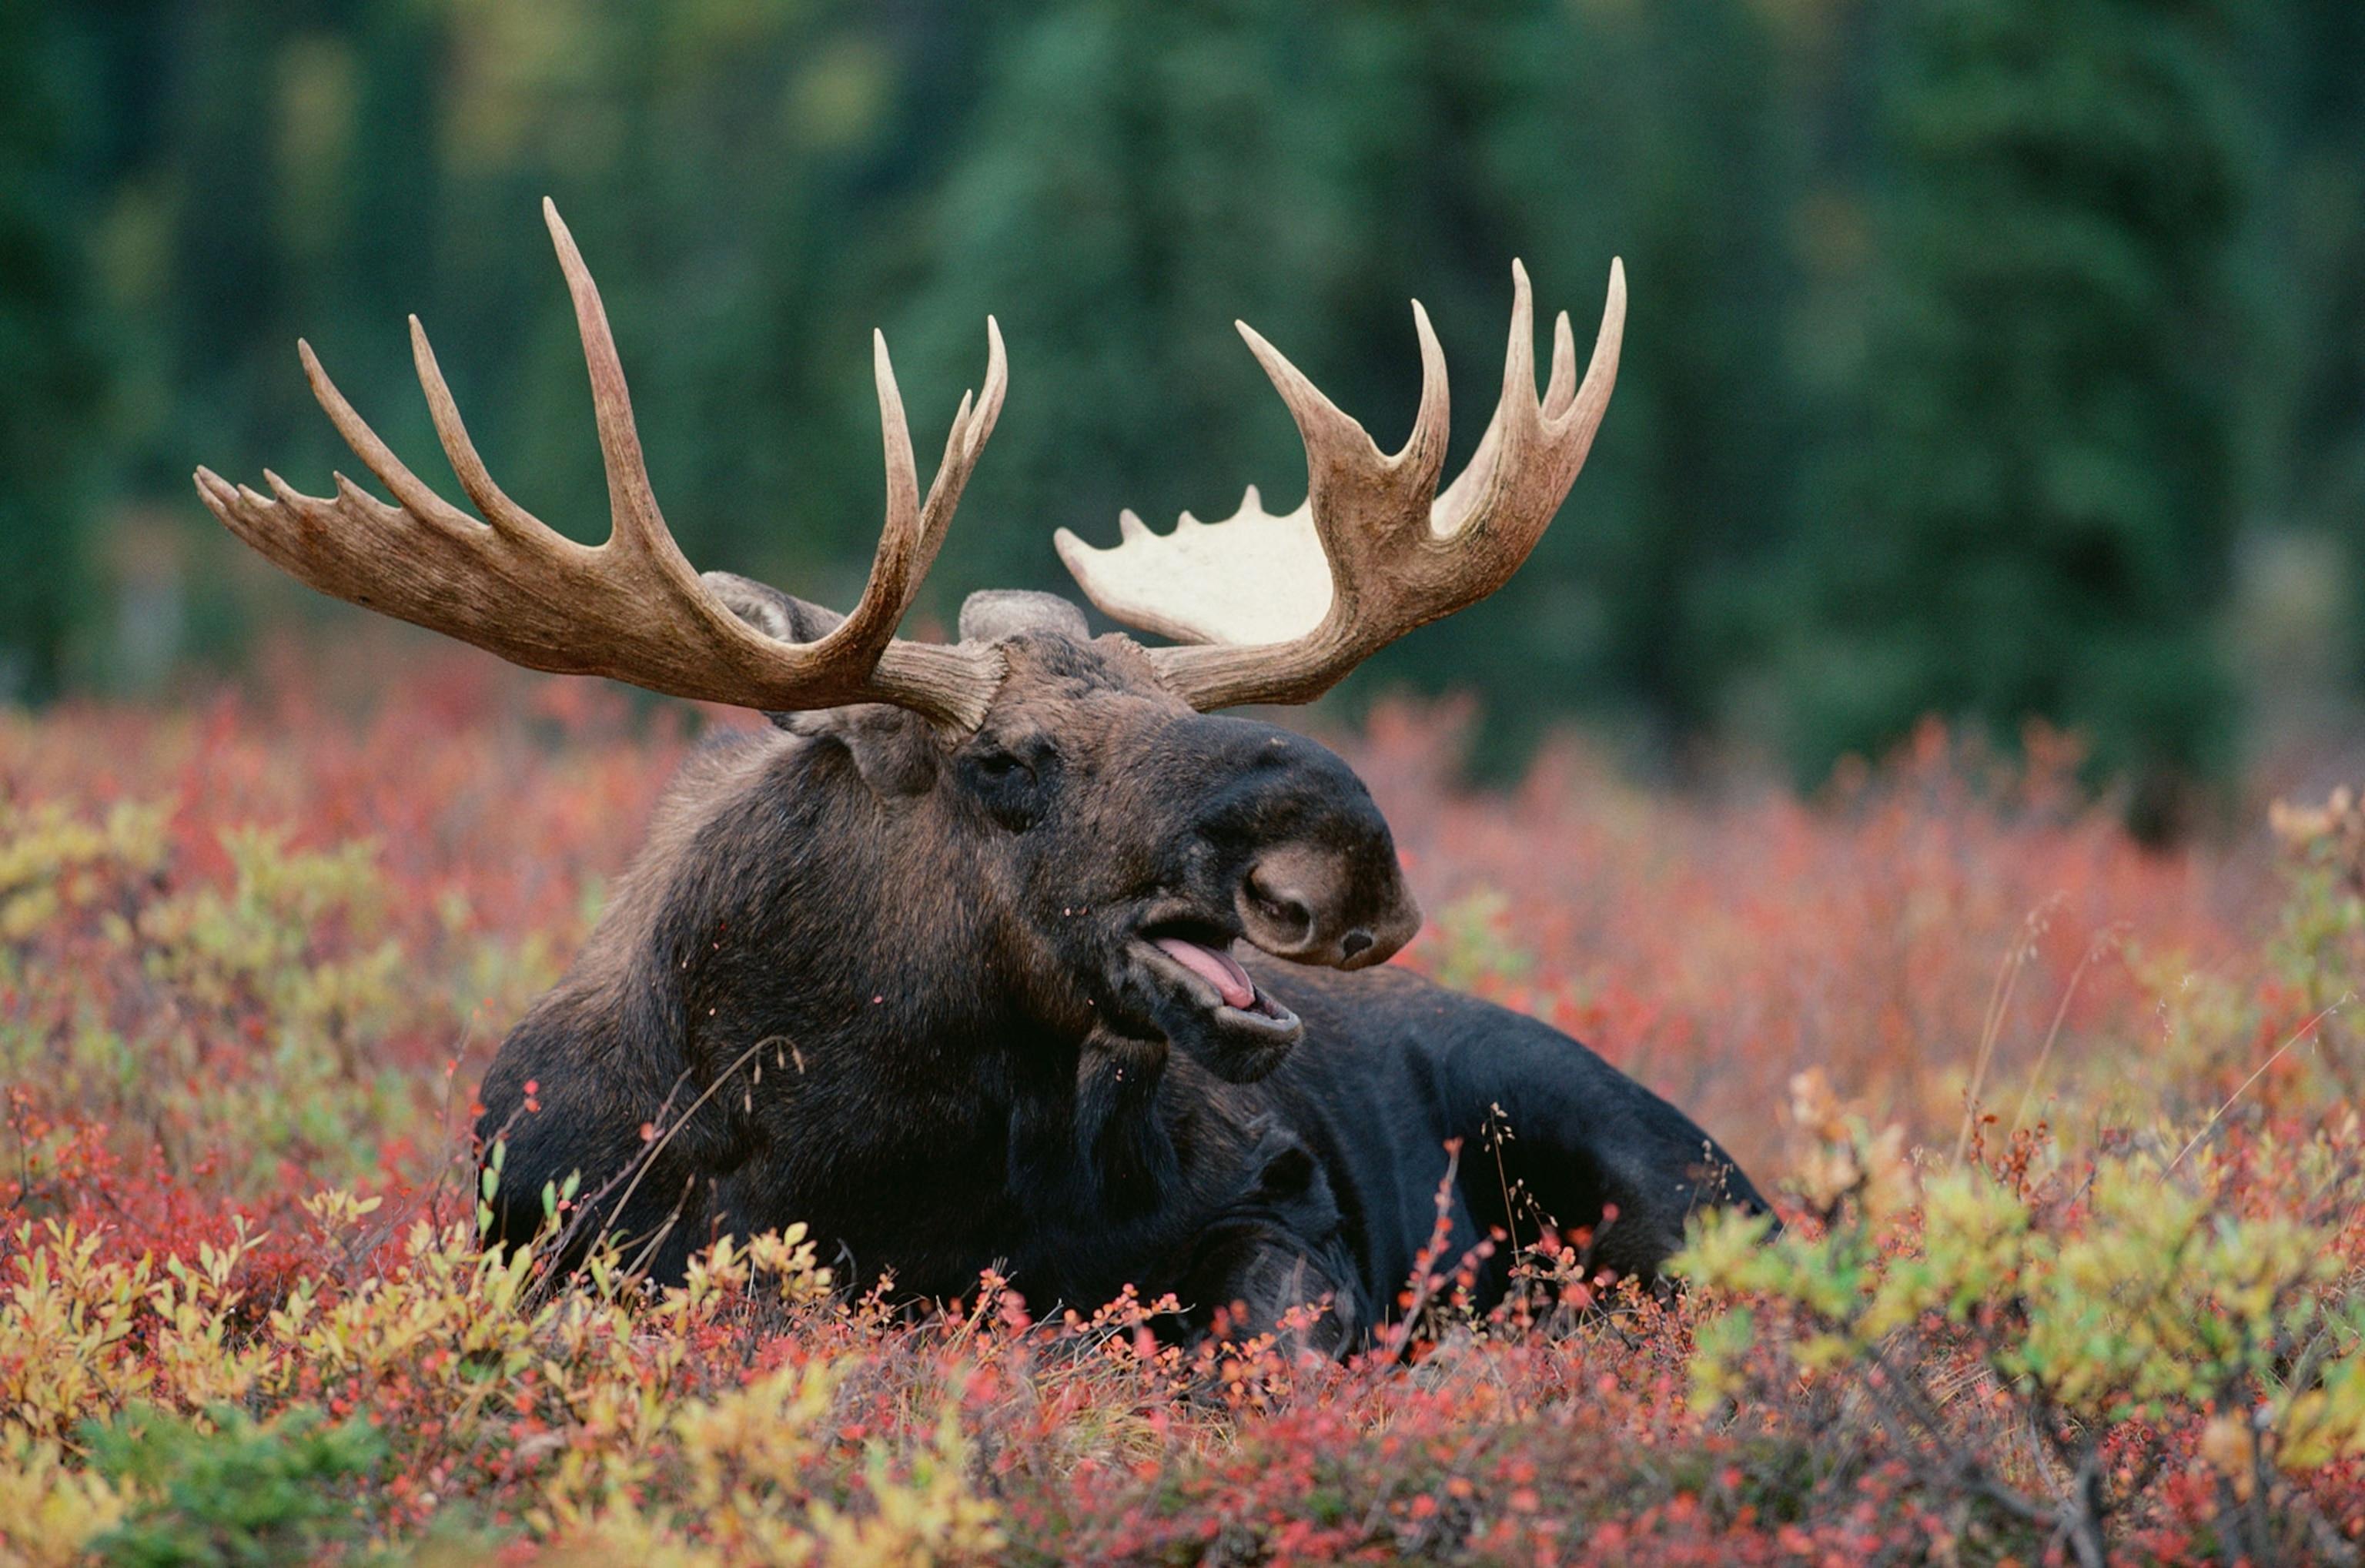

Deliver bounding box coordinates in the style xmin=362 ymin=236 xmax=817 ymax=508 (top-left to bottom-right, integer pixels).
xmin=196 ymin=200 xmax=1007 ymax=729
xmin=1056 ymin=259 xmax=1624 ymax=711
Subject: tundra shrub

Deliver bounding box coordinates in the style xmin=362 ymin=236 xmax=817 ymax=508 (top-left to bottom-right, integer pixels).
xmin=8 ymin=672 xmax=2365 ymax=1561
xmin=1678 ymin=1100 xmax=2365 ymax=1563
xmin=82 ymin=1403 xmax=383 ymax=1567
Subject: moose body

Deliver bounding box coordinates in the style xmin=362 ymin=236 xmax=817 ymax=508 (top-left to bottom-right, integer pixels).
xmin=202 ymin=202 xmax=1768 ymax=1351
xmin=478 ymin=623 xmax=1764 ymax=1343
xmin=995 ymin=956 xmax=1767 ymax=1344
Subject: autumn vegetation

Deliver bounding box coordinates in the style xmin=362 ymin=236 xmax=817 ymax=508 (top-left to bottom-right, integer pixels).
xmin=5 ymin=650 xmax=2365 ymax=1565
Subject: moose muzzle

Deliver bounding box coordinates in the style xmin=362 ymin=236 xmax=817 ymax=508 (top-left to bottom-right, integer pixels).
xmin=1115 ymin=716 xmax=1423 ymax=1082
xmin=1238 ymin=843 xmax=1421 ymax=970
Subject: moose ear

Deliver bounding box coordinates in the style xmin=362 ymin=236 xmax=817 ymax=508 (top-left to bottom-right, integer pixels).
xmin=701 ymin=570 xmax=847 ymax=644
xmin=700 ymin=572 xmax=848 ymax=730
xmin=957 ymin=589 xmax=1089 ymax=644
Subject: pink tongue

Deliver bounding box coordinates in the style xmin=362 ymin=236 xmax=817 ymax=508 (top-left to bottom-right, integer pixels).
xmin=1154 ymin=937 xmax=1256 ymax=1009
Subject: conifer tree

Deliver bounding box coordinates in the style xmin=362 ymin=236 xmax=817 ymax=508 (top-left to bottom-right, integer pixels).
xmin=884 ymin=0 xmax=1370 ymax=603
xmin=0 ymin=0 xmax=102 ymax=697
xmin=1790 ymin=0 xmax=2252 ymax=827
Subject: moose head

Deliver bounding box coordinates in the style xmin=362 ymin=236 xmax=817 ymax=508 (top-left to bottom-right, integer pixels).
xmin=195 ymin=202 xmax=1623 ymax=1099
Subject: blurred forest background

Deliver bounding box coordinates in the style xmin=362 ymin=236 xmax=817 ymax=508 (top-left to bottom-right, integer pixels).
xmin=2 ymin=0 xmax=2361 ymax=827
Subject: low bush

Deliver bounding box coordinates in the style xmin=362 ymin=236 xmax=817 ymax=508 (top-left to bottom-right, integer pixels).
xmin=0 ymin=651 xmax=2357 ymax=1563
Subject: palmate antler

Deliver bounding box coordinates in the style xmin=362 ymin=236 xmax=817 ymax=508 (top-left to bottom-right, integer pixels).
xmin=196 ymin=200 xmax=1009 ymax=730
xmin=1055 ymin=259 xmax=1624 ymax=711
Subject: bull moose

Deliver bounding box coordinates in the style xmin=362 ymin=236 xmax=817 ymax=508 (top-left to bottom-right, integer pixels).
xmin=197 ymin=202 xmax=1768 ymax=1352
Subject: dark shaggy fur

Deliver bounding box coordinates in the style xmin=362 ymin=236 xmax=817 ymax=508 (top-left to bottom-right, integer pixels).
xmin=477 ymin=587 xmax=1766 ymax=1348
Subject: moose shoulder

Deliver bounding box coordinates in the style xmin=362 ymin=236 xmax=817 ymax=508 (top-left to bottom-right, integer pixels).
xmin=198 ymin=202 xmax=1768 ymax=1349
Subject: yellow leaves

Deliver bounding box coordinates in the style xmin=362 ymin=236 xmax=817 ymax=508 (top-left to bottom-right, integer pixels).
xmin=0 ymin=1436 xmax=131 ymax=1568
xmin=1788 ymin=1332 xmax=1856 ymax=1373
xmin=808 ymin=1399 xmax=1005 ymax=1568
xmin=518 ymin=1284 xmax=1001 ymax=1564
xmin=1 ymin=1224 xmax=156 ymax=1444
xmin=1786 ymin=1069 xmax=1915 ymax=1222
xmin=651 ymin=1228 xmax=829 ymax=1353
xmin=1678 ymin=1123 xmax=2365 ymax=1503
xmin=2270 ymin=784 xmax=2365 ymax=893
xmin=135 ymin=824 xmax=403 ymax=1048
xmin=145 ymin=1220 xmax=273 ymax=1410
xmin=2207 ymin=1368 xmax=2365 ymax=1491
xmin=674 ymin=1371 xmax=1005 ymax=1567
xmin=741 ymin=1223 xmax=836 ymax=1307
xmin=0 ymin=800 xmax=170 ymax=946
xmin=289 ymin=1219 xmax=557 ymax=1399
xmin=672 ymin=1362 xmax=839 ymax=1514
xmin=1859 ymin=1125 xmax=1915 ymax=1222
xmin=661 ymin=1232 xmax=755 ymax=1319
xmin=1673 ymin=1206 xmax=1779 ymax=1293
xmin=1862 ymin=1169 xmax=2030 ymax=1338
xmin=2000 ymin=1162 xmax=2340 ymax=1411
xmin=2 ymin=1217 xmax=319 ymax=1445
xmin=1683 ymin=1302 xmax=1756 ymax=1413
xmin=2269 ymin=785 xmax=2363 ymax=850
xmin=0 ymin=801 xmax=463 ymax=1195
xmin=2200 ymin=1409 xmax=2263 ymax=1500
xmin=301 ymin=1188 xmax=383 ymax=1232
xmin=0 ymin=1209 xmax=999 ymax=1566
xmin=2278 ymin=1356 xmax=2365 ymax=1472
xmin=1788 ymin=1138 xmax=1867 ymax=1218
xmin=1428 ymin=889 xmax=1534 ymax=993
xmin=1787 ymin=1066 xmax=1848 ymax=1143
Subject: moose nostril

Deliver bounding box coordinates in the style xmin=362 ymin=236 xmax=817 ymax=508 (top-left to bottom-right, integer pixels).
xmin=1340 ymin=929 xmax=1373 ymax=960
xmin=1266 ymin=892 xmax=1314 ymax=940
xmin=1246 ymin=871 xmax=1316 ymax=945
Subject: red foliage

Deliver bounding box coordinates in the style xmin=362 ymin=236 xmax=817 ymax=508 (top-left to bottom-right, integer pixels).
xmin=5 ymin=644 xmax=2353 ymax=1564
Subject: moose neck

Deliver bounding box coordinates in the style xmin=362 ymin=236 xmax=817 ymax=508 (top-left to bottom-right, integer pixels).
xmin=624 ymin=722 xmax=1082 ymax=1148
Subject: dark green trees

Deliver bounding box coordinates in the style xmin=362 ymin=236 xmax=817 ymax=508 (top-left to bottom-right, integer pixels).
xmin=1790 ymin=0 xmax=2253 ymax=821
xmin=8 ymin=0 xmax=2363 ymax=816
xmin=0 ymin=0 xmax=102 ymax=697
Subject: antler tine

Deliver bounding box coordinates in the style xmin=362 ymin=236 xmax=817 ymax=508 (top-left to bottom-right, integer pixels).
xmin=917 ymin=317 xmax=1008 ymax=575
xmin=818 ymin=313 xmax=1010 ymax=664
xmin=818 ymin=330 xmax=928 ymax=662
xmin=925 ymin=389 xmax=974 ymax=558
xmin=1407 ymin=303 xmax=1451 ymax=475
xmin=196 ymin=201 xmax=1008 ymax=731
xmin=296 ymin=339 xmax=479 ymax=541
xmin=408 ymin=315 xmax=567 ymax=545
xmin=1435 ymin=259 xmax=1543 ymax=543
xmin=1065 ymin=259 xmax=1624 ymax=712
xmin=1235 ymin=306 xmax=1447 ymax=513
xmin=1556 ymin=256 xmax=1625 ymax=443
xmin=542 ymin=201 xmax=699 ymax=589
xmin=1542 ymin=308 xmax=1578 ymax=420
xmin=1235 ymin=323 xmax=1367 ymax=473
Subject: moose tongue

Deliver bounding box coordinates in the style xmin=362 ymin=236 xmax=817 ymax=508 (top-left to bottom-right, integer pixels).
xmin=1153 ymin=937 xmax=1256 ymax=1009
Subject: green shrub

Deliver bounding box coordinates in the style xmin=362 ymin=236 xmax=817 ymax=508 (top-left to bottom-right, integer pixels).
xmin=82 ymin=1403 xmax=385 ymax=1567
xmin=1678 ymin=1111 xmax=2365 ymax=1564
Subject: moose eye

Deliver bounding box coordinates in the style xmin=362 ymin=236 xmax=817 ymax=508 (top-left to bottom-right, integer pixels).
xmin=965 ymin=743 xmax=1053 ymax=831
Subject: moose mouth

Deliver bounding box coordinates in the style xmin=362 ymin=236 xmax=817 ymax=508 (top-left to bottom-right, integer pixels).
xmin=1119 ymin=918 xmax=1304 ymax=1076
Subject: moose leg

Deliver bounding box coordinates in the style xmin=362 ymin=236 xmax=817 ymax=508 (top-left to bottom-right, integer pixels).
xmin=478 ymin=1015 xmax=736 ymax=1284
xmin=1440 ymin=1010 xmax=1771 ymax=1282
xmin=1170 ymin=1215 xmax=1359 ymax=1360
xmin=1002 ymin=1033 xmax=1189 ymax=1310
xmin=485 ymin=1117 xmax=717 ymax=1282
xmin=1163 ymin=1128 xmax=1367 ymax=1358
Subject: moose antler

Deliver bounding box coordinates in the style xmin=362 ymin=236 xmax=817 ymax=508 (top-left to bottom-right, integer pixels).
xmin=1055 ymin=259 xmax=1624 ymax=710
xmin=195 ymin=200 xmax=1008 ymax=729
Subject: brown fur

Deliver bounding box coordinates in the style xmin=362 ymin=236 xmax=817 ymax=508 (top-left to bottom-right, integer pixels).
xmin=477 ymin=587 xmax=1765 ymax=1346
